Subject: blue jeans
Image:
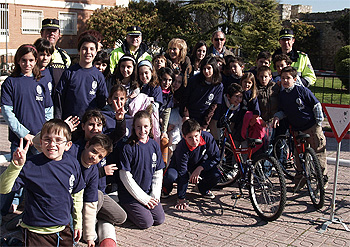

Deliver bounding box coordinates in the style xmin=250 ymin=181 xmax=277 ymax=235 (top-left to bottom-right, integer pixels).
xmin=163 ymin=166 xmax=221 ymax=199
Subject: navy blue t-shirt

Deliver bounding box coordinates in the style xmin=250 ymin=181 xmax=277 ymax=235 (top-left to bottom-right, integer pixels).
xmin=169 ymin=131 xmax=220 ymax=176
xmin=40 ymin=68 xmax=54 ymax=96
xmin=118 ymin=138 xmax=165 ymax=204
xmin=12 ymin=152 xmax=85 ymax=227
xmin=54 ymin=64 xmax=108 ymax=119
xmin=242 ymin=89 xmax=260 ymax=116
xmin=1 ymin=75 xmax=53 ymax=146
xmin=279 ymin=85 xmax=318 ymax=131
xmin=81 ymin=163 xmax=99 ymax=202
xmin=183 ymin=74 xmax=223 ymax=125
xmin=221 ymin=73 xmax=241 ymax=94
xmin=160 ymin=90 xmax=174 ymax=114
xmin=140 ymin=84 xmax=163 ymax=106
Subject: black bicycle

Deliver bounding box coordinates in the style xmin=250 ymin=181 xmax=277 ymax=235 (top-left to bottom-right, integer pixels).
xmin=216 ymin=110 xmax=287 ymax=221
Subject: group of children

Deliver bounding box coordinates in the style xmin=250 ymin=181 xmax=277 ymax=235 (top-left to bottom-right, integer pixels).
xmin=0 ymin=32 xmax=327 ymax=246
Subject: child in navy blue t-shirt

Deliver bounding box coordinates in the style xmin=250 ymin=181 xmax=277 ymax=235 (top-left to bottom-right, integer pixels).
xmin=1 ymin=44 xmax=53 ymax=216
xmin=138 ymin=60 xmax=163 ymax=109
xmin=118 ymin=110 xmax=165 ymax=229
xmin=54 ymin=35 xmax=108 ymax=120
xmin=102 ymin=84 xmax=129 ymax=140
xmin=0 ymin=119 xmax=85 ymax=246
xmin=34 ymin=38 xmax=54 ymax=96
xmin=106 ymin=55 xmax=139 ymax=107
xmin=273 ymin=66 xmax=328 ymax=190
xmin=157 ymin=67 xmax=174 ymax=138
xmin=181 ymin=56 xmax=223 ymax=131
xmin=162 ymin=119 xmax=221 ymax=210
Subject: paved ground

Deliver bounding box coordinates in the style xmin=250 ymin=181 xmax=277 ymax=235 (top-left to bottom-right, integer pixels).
xmin=0 ymin=116 xmax=349 ymax=246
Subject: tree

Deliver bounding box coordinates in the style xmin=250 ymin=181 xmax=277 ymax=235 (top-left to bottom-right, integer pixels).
xmin=291 ymin=21 xmax=319 ymax=55
xmin=240 ymin=0 xmax=281 ymax=64
xmin=332 ymin=13 xmax=350 ymax=45
xmin=87 ymin=5 xmax=158 ymax=49
xmin=182 ymin=0 xmax=281 ymax=64
xmin=87 ymin=0 xmax=199 ymax=51
xmin=182 ymin=0 xmax=255 ymax=46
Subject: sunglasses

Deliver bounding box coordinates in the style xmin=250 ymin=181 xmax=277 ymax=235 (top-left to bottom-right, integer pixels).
xmin=214 ymin=38 xmax=225 ymax=41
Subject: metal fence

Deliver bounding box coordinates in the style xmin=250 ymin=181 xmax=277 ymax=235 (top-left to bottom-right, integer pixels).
xmin=310 ymin=71 xmax=350 ymax=105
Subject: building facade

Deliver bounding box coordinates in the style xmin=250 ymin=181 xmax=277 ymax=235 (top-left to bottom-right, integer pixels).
xmin=0 ymin=0 xmax=129 ymax=66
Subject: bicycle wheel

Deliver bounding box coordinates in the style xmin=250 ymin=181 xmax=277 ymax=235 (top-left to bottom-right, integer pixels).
xmin=248 ymin=154 xmax=286 ymax=221
xmin=216 ymin=142 xmax=240 ymax=188
xmin=304 ymin=147 xmax=325 ymax=209
xmin=273 ymin=135 xmax=296 ymax=180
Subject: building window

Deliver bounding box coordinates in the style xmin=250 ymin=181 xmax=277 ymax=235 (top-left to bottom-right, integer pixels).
xmin=0 ymin=3 xmax=8 ymax=41
xmin=22 ymin=9 xmax=43 ymax=34
xmin=59 ymin=12 xmax=77 ymax=35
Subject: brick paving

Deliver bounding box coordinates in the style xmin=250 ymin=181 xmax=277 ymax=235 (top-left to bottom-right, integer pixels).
xmin=0 ymin=117 xmax=349 ymax=246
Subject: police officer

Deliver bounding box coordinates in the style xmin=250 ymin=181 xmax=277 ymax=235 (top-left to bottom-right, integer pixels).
xmin=271 ymin=29 xmax=316 ymax=87
xmin=40 ymin=18 xmax=71 ymax=88
xmin=109 ymin=26 xmax=152 ymax=73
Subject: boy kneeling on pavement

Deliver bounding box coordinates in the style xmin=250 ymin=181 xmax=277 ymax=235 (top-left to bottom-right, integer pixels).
xmin=162 ymin=119 xmax=221 ymax=209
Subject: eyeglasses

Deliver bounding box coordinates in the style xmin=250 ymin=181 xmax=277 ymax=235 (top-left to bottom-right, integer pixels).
xmin=42 ymin=138 xmax=68 ymax=145
xmin=214 ymin=38 xmax=225 ymax=41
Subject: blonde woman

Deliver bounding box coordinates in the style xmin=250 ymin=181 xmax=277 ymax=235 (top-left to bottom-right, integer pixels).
xmin=165 ymin=38 xmax=192 ymax=87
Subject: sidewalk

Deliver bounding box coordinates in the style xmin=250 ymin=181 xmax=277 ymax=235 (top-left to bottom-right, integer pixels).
xmin=0 ymin=118 xmax=349 ymax=246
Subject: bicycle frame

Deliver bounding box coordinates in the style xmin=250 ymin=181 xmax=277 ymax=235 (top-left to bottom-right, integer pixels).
xmin=220 ymin=109 xmax=254 ymax=179
xmin=290 ymin=129 xmax=307 ymax=157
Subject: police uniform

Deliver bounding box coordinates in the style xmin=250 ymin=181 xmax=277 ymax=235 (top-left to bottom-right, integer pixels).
xmin=271 ymin=29 xmax=316 ymax=87
xmin=41 ymin=19 xmax=71 ymax=88
xmin=109 ymin=26 xmax=152 ymax=73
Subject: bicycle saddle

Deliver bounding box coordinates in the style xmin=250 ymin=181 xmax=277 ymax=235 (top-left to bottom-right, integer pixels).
xmin=296 ymin=132 xmax=310 ymax=140
xmin=247 ymin=138 xmax=263 ymax=145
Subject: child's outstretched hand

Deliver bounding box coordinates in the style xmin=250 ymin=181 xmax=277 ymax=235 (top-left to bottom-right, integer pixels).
xmin=13 ymin=138 xmax=30 ymax=166
xmin=65 ymin=116 xmax=80 ymax=132
xmin=146 ymin=197 xmax=159 ymax=209
xmin=175 ymin=199 xmax=188 ymax=210
xmin=113 ymin=100 xmax=126 ymax=121
xmin=104 ymin=164 xmax=118 ymax=176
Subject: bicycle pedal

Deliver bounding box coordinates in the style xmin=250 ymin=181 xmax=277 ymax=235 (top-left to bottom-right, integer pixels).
xmin=231 ymin=194 xmax=243 ymax=199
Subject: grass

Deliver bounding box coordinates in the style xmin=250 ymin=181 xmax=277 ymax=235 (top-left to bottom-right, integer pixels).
xmin=310 ymin=77 xmax=350 ymax=105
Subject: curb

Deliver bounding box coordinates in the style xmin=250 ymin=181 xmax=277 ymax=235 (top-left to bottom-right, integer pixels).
xmin=324 ymin=131 xmax=350 ymax=139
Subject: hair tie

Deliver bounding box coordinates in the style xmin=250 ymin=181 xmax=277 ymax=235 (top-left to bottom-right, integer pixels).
xmin=138 ymin=60 xmax=153 ymax=70
xmin=23 ymin=45 xmax=38 ymax=54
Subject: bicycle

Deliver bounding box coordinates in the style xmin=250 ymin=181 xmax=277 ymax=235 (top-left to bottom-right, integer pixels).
xmin=273 ymin=127 xmax=325 ymax=209
xmin=272 ymin=130 xmax=297 ymax=180
xmin=216 ymin=110 xmax=287 ymax=221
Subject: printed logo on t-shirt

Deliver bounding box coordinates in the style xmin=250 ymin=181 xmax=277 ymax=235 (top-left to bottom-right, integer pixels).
xmin=152 ymin=153 xmax=157 ymax=168
xmin=35 ymin=85 xmax=44 ymax=101
xmin=89 ymin=81 xmax=98 ymax=95
xmin=48 ymin=82 xmax=53 ymax=95
xmin=101 ymin=158 xmax=106 ymax=166
xmin=296 ymin=98 xmax=305 ymax=111
xmin=69 ymin=174 xmax=75 ymax=193
xmin=205 ymin=93 xmax=214 ymax=105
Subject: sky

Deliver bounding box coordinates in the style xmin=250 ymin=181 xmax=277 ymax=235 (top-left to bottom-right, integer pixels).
xmin=279 ymin=0 xmax=349 ymax=13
